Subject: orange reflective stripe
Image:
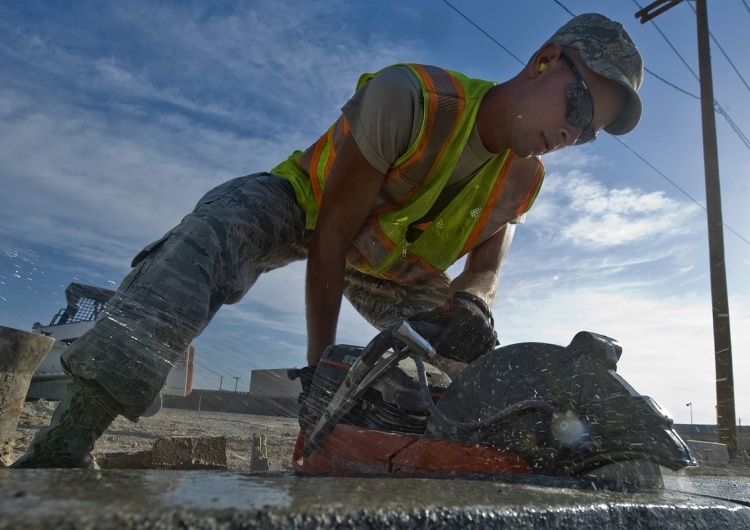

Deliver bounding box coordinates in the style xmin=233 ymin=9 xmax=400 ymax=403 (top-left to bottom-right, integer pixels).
xmin=309 ymin=117 xmax=350 ymax=204
xmin=460 ymin=153 xmax=517 ymax=255
xmin=518 ymin=159 xmax=545 ymax=211
xmin=325 ymin=118 xmax=349 ymax=176
xmin=397 ymin=64 xmax=439 ymax=176
xmin=376 ymin=66 xmax=464 ymax=216
xmin=288 ymin=63 xmax=545 ymax=283
xmin=308 ymin=135 xmax=327 ymax=204
xmin=424 ymin=67 xmax=465 ymax=182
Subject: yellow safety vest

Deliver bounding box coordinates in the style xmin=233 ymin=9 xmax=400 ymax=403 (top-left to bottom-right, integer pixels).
xmin=273 ymin=64 xmax=545 ymax=283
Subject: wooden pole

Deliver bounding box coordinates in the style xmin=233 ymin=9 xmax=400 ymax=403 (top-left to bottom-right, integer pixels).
xmin=695 ymin=0 xmax=737 ymax=454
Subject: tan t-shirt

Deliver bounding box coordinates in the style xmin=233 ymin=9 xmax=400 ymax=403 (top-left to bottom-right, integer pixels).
xmin=341 ymin=65 xmax=525 ymax=223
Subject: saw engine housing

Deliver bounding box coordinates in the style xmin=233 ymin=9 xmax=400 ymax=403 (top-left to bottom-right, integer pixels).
xmin=308 ymin=344 xmax=452 ymax=434
xmin=302 ymin=330 xmax=696 ymax=477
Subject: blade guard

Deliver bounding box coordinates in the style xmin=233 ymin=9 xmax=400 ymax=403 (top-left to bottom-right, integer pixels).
xmin=425 ymin=331 xmax=697 ymax=474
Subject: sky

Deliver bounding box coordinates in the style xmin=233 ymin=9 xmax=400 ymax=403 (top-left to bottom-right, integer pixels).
xmin=0 ymin=0 xmax=748 ymax=427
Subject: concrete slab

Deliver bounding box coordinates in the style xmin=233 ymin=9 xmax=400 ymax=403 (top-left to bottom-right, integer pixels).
xmin=686 ymin=439 xmax=730 ymax=464
xmin=151 ymin=436 xmax=228 ymax=470
xmin=1 ymin=470 xmax=749 ymax=529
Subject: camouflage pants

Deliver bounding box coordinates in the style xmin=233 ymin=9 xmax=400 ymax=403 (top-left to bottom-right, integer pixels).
xmin=62 ymin=173 xmax=451 ymax=418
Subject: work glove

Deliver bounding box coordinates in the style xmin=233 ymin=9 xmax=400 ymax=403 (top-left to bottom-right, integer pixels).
xmin=287 ymin=366 xmax=319 ymax=431
xmin=409 ymin=291 xmax=497 ymax=364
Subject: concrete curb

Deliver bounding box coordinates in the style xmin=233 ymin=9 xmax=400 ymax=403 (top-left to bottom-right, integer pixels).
xmin=2 ymin=471 xmax=749 ymax=529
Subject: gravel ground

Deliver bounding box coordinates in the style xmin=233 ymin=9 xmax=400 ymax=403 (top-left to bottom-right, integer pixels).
xmin=8 ymin=399 xmax=750 ymax=477
xmin=10 ymin=400 xmax=300 ymax=471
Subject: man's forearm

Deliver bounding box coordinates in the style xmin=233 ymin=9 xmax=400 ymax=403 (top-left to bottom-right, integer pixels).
xmin=305 ymin=244 xmax=346 ymax=366
xmin=301 ymin=132 xmax=386 ymax=366
xmin=447 ymin=270 xmax=499 ymax=306
xmin=448 ymin=224 xmax=514 ymax=306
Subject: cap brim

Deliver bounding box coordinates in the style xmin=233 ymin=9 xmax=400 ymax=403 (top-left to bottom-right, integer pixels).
xmin=605 ymin=87 xmax=641 ymax=135
xmin=579 ymin=51 xmax=643 ymax=135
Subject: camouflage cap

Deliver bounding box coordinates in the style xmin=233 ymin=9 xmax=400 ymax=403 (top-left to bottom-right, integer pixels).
xmin=548 ymin=13 xmax=644 ymax=135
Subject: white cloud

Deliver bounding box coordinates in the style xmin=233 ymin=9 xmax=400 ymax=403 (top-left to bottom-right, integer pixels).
xmin=486 ymin=167 xmax=747 ymax=425
xmin=535 ymin=172 xmax=702 ymax=248
xmin=495 ymin=280 xmax=749 ymax=426
xmin=542 ymin=147 xmax=606 ymax=171
xmin=0 ymin=0 xmax=418 ymax=273
xmin=1 ymin=1 xmax=748 ymax=425
xmin=0 ymin=0 xmax=418 ymax=376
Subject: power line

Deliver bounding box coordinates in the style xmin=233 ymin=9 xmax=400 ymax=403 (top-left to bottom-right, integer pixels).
xmin=442 ymin=0 xmax=750 ymax=247
xmin=741 ymin=0 xmax=750 ymax=16
xmin=551 ymin=0 xmax=576 ymax=18
xmin=194 ymin=362 xmax=224 ymax=379
xmin=612 ymin=137 xmax=703 ymax=209
xmin=631 ymin=0 xmax=750 ymax=152
xmin=685 ymin=0 xmax=750 ymax=94
xmin=639 ymin=64 xmax=750 ymax=153
xmin=440 ymin=0 xmax=524 ymax=64
xmin=645 ymin=67 xmax=700 ymax=100
xmin=644 ymin=66 xmax=750 ymax=152
xmin=631 ymin=0 xmax=700 ymax=82
xmin=614 ymin=137 xmax=750 ymax=246
xmin=555 ymin=1 xmax=698 ymax=103
xmin=716 ymin=104 xmax=750 ymax=150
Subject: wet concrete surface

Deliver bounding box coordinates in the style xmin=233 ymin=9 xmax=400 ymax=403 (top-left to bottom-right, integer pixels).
xmin=663 ymin=474 xmax=750 ymax=505
xmin=1 ymin=469 xmax=749 ymax=529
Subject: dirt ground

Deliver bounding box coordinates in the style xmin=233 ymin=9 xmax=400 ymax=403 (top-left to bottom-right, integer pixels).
xmin=10 ymin=400 xmax=300 ymax=471
xmin=8 ymin=399 xmax=750 ymax=477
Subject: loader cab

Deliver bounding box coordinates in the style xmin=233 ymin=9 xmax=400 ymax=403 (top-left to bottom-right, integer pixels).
xmin=28 ymin=282 xmax=194 ymax=416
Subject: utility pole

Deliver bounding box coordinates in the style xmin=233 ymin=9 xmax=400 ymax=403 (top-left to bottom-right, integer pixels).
xmin=219 ymin=376 xmax=224 ymax=391
xmin=233 ymin=376 xmax=241 ymax=392
xmin=636 ymin=0 xmax=737 ymax=454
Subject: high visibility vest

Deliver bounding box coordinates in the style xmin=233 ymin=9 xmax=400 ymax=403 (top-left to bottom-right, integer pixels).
xmin=273 ymin=64 xmax=545 ymax=283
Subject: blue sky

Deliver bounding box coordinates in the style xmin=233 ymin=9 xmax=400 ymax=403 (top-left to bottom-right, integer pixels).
xmin=1 ymin=0 xmax=748 ymax=426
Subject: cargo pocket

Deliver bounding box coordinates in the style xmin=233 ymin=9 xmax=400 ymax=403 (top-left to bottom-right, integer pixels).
xmin=131 ymin=231 xmax=172 ymax=268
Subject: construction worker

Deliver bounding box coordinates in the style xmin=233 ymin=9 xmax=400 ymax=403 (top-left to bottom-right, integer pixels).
xmin=13 ymin=12 xmax=643 ymax=468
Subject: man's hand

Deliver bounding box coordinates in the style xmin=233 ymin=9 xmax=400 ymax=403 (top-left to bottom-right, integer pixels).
xmin=409 ymin=291 xmax=497 ymax=364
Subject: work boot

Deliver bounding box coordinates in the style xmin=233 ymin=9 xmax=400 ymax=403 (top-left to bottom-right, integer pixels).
xmin=11 ymin=379 xmax=122 ymax=468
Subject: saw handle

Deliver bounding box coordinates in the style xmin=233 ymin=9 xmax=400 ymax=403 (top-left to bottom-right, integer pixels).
xmin=359 ymin=320 xmax=441 ymax=366
xmin=300 ymin=320 xmax=442 ymax=458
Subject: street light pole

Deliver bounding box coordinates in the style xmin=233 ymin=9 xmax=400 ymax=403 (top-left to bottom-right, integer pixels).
xmin=686 ymin=402 xmax=693 ymax=425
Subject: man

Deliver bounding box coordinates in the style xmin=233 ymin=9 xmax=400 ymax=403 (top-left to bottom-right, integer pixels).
xmin=13 ymin=12 xmax=643 ymax=468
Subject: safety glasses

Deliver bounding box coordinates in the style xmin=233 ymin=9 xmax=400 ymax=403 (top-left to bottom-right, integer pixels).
xmin=560 ymin=53 xmax=596 ymax=145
